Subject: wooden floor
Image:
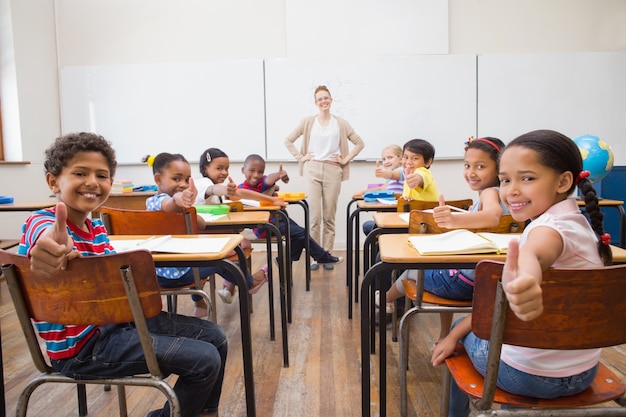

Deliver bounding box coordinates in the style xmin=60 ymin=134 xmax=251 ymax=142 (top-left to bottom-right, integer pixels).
xmin=2 ymin=252 xmax=626 ymax=417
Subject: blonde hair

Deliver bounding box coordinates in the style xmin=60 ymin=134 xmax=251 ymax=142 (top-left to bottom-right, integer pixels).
xmin=382 ymin=144 xmax=402 ymax=158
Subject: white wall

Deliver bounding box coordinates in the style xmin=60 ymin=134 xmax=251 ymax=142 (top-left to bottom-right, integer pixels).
xmin=2 ymin=0 xmax=626 ymax=246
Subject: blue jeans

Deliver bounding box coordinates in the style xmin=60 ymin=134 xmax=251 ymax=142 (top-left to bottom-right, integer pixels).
xmin=447 ymin=322 xmax=599 ymax=417
xmin=277 ymin=216 xmax=327 ymax=262
xmin=362 ymin=220 xmax=376 ymax=236
xmin=159 ymin=266 xmax=253 ymax=300
xmin=52 ymin=311 xmax=228 ymax=417
xmin=423 ymin=269 xmax=474 ymax=300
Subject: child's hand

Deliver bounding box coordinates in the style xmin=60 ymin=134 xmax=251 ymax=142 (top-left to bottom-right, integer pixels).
xmin=374 ymin=161 xmax=384 ymax=178
xmin=29 ymin=202 xmax=81 ymax=276
xmin=175 ymin=178 xmax=197 ymax=208
xmin=431 ymin=334 xmax=458 ymax=367
xmin=301 ymin=152 xmax=314 ymax=162
xmin=226 ymin=177 xmax=238 ymax=197
xmin=279 ymin=163 xmax=290 ymax=183
xmin=404 ymin=166 xmax=422 ymax=189
xmin=502 ymin=239 xmax=544 ymax=321
xmin=433 ymin=194 xmax=453 ymax=228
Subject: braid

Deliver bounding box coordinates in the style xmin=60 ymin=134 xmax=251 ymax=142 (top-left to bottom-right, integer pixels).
xmin=578 ymin=177 xmax=612 ymax=265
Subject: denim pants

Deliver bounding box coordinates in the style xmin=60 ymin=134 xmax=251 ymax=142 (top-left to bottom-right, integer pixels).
xmin=52 ymin=311 xmax=228 ymax=417
xmin=447 ymin=324 xmax=599 ymax=417
xmin=159 ymin=266 xmax=254 ymax=297
xmin=278 ymin=216 xmax=327 ymax=261
xmin=422 ymin=269 xmax=474 ymax=300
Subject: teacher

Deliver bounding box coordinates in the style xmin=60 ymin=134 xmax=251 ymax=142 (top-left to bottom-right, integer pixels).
xmin=284 ymin=85 xmax=365 ymax=270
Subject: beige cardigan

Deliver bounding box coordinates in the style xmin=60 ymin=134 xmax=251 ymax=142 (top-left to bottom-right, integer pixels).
xmin=284 ymin=115 xmax=365 ymax=181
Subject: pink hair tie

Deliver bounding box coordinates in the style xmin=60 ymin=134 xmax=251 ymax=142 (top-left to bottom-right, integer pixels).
xmin=576 ymin=170 xmax=590 ymax=183
xmin=600 ymin=233 xmax=611 ymax=246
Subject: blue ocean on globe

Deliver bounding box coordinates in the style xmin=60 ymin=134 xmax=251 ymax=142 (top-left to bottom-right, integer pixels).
xmin=573 ymin=134 xmax=614 ymax=183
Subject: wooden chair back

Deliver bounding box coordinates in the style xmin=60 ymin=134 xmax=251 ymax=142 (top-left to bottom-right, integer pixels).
xmin=442 ymin=260 xmax=626 ymax=414
xmin=100 ymin=206 xmax=197 ymax=235
xmin=0 ymin=249 xmax=181 ymax=416
xmin=472 ymin=261 xmax=626 ymax=349
xmin=408 ymin=210 xmax=525 ymax=235
xmin=397 ymin=198 xmax=472 ymax=213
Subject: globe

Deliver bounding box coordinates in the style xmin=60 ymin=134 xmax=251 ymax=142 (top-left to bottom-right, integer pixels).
xmin=573 ymin=134 xmax=614 ymax=183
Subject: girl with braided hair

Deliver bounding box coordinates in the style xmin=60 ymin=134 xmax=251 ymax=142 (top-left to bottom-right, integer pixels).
xmin=432 ymin=129 xmax=612 ymax=417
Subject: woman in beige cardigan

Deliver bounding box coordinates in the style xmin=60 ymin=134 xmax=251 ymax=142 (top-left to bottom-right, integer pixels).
xmin=284 ymin=85 xmax=365 ymax=269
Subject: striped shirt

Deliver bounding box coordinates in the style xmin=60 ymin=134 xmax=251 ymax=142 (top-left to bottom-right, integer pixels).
xmin=18 ymin=207 xmax=115 ymax=360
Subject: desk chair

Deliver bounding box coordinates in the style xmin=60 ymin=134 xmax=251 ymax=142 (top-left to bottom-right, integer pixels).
xmin=398 ymin=210 xmax=525 ymax=416
xmin=0 ymin=249 xmax=182 ymax=417
xmin=440 ymin=260 xmax=626 ymax=417
xmin=100 ymin=206 xmax=214 ymax=320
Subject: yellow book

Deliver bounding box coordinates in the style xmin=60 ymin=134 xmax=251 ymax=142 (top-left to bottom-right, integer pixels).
xmin=408 ymin=230 xmax=519 ymax=255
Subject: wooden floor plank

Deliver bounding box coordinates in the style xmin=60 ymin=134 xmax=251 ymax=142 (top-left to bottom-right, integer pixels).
xmin=2 ymin=251 xmax=625 ymax=416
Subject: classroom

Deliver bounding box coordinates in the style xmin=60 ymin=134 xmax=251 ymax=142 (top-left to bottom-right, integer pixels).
xmin=1 ymin=1 xmax=626 ymax=416
xmin=1 ymin=0 xmax=625 ymax=246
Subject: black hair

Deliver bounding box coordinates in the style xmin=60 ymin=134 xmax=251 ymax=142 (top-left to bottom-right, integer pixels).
xmin=44 ymin=132 xmax=117 ymax=178
xmin=142 ymin=153 xmax=188 ymax=175
xmin=466 ymin=137 xmax=505 ymax=164
xmin=198 ymin=148 xmax=228 ymax=178
xmin=403 ymin=139 xmax=436 ymax=167
xmin=504 ymin=129 xmax=612 ymax=265
xmin=244 ymin=153 xmax=265 ymax=166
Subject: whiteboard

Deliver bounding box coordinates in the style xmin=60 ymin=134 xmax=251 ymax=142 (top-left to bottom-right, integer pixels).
xmin=478 ymin=52 xmax=626 ymax=163
xmin=60 ymin=60 xmax=266 ymax=164
xmin=264 ymin=55 xmax=477 ymax=161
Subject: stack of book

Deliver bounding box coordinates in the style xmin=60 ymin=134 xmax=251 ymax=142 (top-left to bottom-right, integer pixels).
xmin=112 ymin=179 xmax=134 ymax=193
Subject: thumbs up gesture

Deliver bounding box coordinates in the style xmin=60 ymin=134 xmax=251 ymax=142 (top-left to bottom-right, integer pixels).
xmin=29 ymin=202 xmax=81 ymax=276
xmin=226 ymin=176 xmax=238 ymax=197
xmin=176 ymin=178 xmax=197 ymax=208
xmin=433 ymin=194 xmax=453 ymax=228
xmin=374 ymin=161 xmax=385 ymax=179
xmin=501 ymin=239 xmax=544 ymax=321
xmin=279 ymin=163 xmax=290 ymax=183
xmin=404 ymin=166 xmax=422 ymax=190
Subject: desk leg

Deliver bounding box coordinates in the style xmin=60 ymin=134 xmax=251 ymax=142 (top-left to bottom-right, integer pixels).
xmin=297 ymin=200 xmax=312 ymax=291
xmin=0 ymin=322 xmax=4 ymax=417
xmin=273 ymin=210 xmax=292 ymax=324
xmin=346 ymin=198 xmax=359 ymax=288
xmin=265 ymin=223 xmax=289 ymax=368
xmin=347 ymin=209 xmax=360 ymax=319
xmin=216 ymin=253 xmax=257 ymax=417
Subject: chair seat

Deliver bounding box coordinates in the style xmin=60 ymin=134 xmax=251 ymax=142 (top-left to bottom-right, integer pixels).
xmin=402 ymin=279 xmax=473 ymax=307
xmin=445 ymin=345 xmax=626 ymax=409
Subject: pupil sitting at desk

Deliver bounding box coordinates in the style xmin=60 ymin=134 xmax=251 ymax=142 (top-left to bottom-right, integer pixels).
xmin=376 ymin=137 xmax=507 ymax=342
xmin=144 ymin=152 xmax=269 ymax=310
xmin=23 ymin=133 xmax=227 ymax=417
xmin=238 ymin=153 xmax=343 ymax=269
xmin=193 ymin=147 xmax=285 ymax=304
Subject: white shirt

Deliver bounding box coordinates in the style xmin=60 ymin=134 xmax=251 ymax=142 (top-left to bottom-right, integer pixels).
xmin=309 ymin=116 xmax=340 ymax=162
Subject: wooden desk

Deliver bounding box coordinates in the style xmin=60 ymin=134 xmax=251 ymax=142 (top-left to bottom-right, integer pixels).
xmin=204 ymin=210 xmax=290 ymax=367
xmin=0 ymin=200 xmax=56 ymax=212
xmin=359 ymin=233 xmax=626 ymax=417
xmin=109 ymin=234 xmax=258 ymax=417
xmin=345 ymin=199 xmax=398 ymax=318
xmin=92 ymin=191 xmax=156 ymax=217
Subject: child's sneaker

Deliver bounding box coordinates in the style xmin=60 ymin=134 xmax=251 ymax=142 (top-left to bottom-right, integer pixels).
xmin=218 ymin=287 xmax=234 ymax=304
xmin=317 ymin=252 xmax=344 ymax=265
xmin=375 ymin=290 xmax=395 ymax=314
xmin=310 ymin=263 xmax=320 ymax=271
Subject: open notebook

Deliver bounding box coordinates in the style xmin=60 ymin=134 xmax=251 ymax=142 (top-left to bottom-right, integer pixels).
xmin=109 ymin=235 xmax=232 ymax=254
xmin=408 ymin=230 xmax=519 ymax=255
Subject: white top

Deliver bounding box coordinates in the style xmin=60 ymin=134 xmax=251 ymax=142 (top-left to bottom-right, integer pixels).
xmin=501 ymin=198 xmax=603 ymax=377
xmin=309 ymin=116 xmax=340 ymax=162
xmin=194 ymin=177 xmax=222 ymax=205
